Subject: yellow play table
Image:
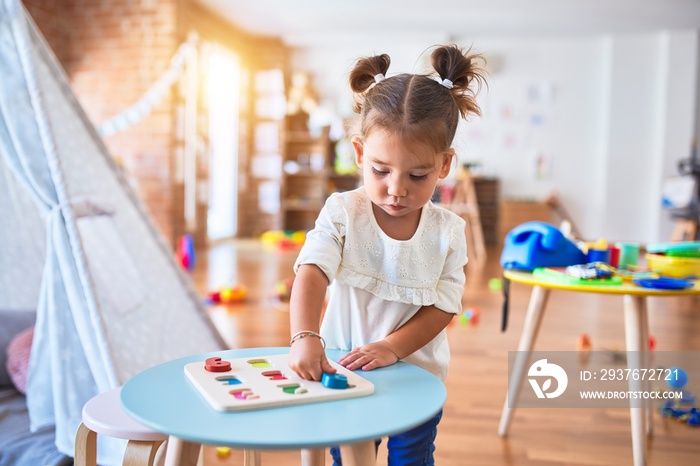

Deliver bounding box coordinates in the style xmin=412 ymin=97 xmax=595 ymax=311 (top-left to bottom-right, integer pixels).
xmin=499 ymin=269 xmax=700 ymax=466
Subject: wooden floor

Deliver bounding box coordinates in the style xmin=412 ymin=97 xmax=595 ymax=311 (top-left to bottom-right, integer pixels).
xmin=191 ymin=239 xmax=700 ymax=466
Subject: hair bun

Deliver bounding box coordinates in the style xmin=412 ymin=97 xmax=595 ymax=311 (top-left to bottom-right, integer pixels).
xmin=349 ymin=54 xmax=391 ymax=113
xmin=430 ymin=44 xmax=486 ymax=118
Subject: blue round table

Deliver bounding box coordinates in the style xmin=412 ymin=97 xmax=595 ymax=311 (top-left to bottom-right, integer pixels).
xmin=120 ymin=347 xmax=446 ymax=466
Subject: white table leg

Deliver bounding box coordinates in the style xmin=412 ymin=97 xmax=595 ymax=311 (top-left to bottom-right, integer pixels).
xmin=339 ymin=441 xmax=376 ymax=466
xmin=638 ymin=298 xmax=653 ymax=436
xmin=498 ymin=286 xmax=551 ymax=436
xmin=301 ymin=448 xmax=325 ymax=466
xmin=623 ymin=295 xmax=649 ymax=466
xmin=163 ymin=436 xmax=200 ymax=466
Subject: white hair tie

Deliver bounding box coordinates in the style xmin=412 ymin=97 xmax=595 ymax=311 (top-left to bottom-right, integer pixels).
xmin=374 ymin=73 xmax=386 ymax=84
xmin=440 ymin=78 xmax=454 ymax=89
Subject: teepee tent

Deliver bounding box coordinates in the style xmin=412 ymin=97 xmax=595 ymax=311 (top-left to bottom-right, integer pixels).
xmin=0 ymin=0 xmax=226 ymax=461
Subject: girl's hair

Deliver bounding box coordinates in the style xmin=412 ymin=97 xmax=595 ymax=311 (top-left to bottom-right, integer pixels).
xmin=349 ymin=44 xmax=486 ymax=154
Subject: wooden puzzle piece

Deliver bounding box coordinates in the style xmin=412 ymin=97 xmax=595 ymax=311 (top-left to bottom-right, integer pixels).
xmin=205 ymin=357 xmax=231 ymax=372
xmin=322 ymin=373 xmax=349 ymax=389
xmin=247 ymin=358 xmax=271 ymax=369
xmin=278 ymin=383 xmax=308 ymax=395
xmin=261 ymin=370 xmax=287 ymax=381
xmin=184 ymin=354 xmax=375 ymax=411
xmin=216 ymin=375 xmax=242 ymax=385
xmin=230 ymin=388 xmax=259 ymax=400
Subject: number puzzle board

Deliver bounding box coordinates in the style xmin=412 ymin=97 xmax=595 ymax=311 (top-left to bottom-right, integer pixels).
xmin=184 ymin=354 xmax=375 ymax=412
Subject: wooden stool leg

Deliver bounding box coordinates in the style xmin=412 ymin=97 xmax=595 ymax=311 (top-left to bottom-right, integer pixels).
xmin=339 ymin=441 xmax=376 ymax=466
xmin=75 ymin=422 xmax=97 ymax=466
xmin=123 ymin=440 xmax=165 ymax=466
xmin=243 ymin=449 xmax=261 ymax=466
xmin=301 ymin=448 xmax=326 ymax=466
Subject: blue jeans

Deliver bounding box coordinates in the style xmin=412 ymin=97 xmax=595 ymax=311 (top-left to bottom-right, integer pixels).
xmin=330 ymin=409 xmax=442 ymax=466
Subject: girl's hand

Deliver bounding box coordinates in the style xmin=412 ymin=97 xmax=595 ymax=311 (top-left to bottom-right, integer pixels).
xmin=288 ymin=337 xmax=336 ymax=381
xmin=339 ymin=340 xmax=399 ymax=371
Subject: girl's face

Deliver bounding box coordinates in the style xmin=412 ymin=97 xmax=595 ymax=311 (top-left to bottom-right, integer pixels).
xmin=353 ymin=130 xmax=453 ymax=222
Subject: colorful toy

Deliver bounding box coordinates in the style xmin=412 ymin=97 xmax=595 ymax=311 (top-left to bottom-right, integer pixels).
xmin=566 ymin=263 xmax=615 ymax=280
xmin=275 ymin=277 xmax=295 ymax=303
xmin=633 ymin=277 xmax=694 ymax=290
xmin=577 ymin=333 xmax=592 ymax=352
xmin=576 ymin=333 xmax=655 ymax=352
xmin=586 ymin=248 xmax=610 ymax=264
xmin=176 ymin=234 xmax=195 ymax=271
xmin=487 ymin=278 xmax=502 ymax=291
xmin=261 ymin=230 xmax=306 ymax=250
xmin=458 ymin=307 xmax=480 ymax=326
xmin=185 ymin=353 xmax=374 ymax=412
xmin=534 ymin=267 xmax=622 ymax=285
xmin=500 ymin=221 xmax=586 ymax=271
xmin=576 ymin=333 xmax=592 ymax=363
xmin=667 ymin=367 xmax=689 ymax=390
xmin=658 ymin=367 xmax=699 ymax=427
xmin=645 ymin=252 xmax=700 ymax=279
xmin=322 ymin=373 xmax=349 ymax=390
xmin=207 ymin=284 xmax=247 ymax=304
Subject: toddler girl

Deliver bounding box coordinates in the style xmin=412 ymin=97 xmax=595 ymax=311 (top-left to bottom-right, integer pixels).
xmin=289 ymin=44 xmax=485 ymax=465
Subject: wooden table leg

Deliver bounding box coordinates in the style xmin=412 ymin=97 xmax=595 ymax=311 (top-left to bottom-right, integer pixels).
xmin=243 ymin=449 xmax=261 ymax=466
xmin=623 ymin=295 xmax=649 ymax=466
xmin=301 ymin=448 xmax=325 ymax=466
xmin=163 ymin=436 xmax=200 ymax=466
xmin=498 ymin=286 xmax=551 ymax=436
xmin=339 ymin=441 xmax=376 ymax=466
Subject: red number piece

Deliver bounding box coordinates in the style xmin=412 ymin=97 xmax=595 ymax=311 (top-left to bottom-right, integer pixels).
xmin=205 ymin=357 xmax=231 ymax=372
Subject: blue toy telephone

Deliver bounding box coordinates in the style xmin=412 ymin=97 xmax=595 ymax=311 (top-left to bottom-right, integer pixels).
xmin=499 ymin=221 xmax=586 ymax=332
xmin=500 ymin=221 xmax=586 ymax=271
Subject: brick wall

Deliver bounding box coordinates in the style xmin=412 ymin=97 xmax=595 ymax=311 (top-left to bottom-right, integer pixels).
xmin=21 ymin=0 xmax=70 ymax=66
xmin=25 ymin=0 xmax=180 ymax=242
xmin=24 ymin=0 xmax=288 ymax=242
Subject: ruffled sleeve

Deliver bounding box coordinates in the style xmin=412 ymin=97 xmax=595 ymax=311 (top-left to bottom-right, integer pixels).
xmin=432 ymin=217 xmax=467 ymax=314
xmin=293 ymin=193 xmax=346 ymax=282
xmin=335 ymin=269 xmax=439 ymax=306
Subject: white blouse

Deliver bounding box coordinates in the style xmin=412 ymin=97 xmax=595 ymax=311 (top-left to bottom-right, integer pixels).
xmin=294 ymin=187 xmax=467 ymax=381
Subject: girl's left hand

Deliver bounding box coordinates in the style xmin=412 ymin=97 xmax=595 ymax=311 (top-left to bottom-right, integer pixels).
xmin=339 ymin=340 xmax=399 ymax=371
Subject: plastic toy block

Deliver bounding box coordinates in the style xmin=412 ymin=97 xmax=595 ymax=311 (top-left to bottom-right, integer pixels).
xmin=322 ymin=373 xmax=348 ymax=389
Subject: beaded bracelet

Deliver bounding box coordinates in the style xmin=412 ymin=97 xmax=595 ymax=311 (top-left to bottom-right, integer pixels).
xmin=290 ymin=330 xmax=326 ymax=348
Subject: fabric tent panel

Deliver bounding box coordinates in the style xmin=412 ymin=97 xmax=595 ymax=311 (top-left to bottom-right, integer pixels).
xmin=0 ymin=2 xmax=226 ymax=463
xmin=32 ymin=43 xmax=224 ymax=382
xmin=0 ymin=157 xmax=45 ymax=311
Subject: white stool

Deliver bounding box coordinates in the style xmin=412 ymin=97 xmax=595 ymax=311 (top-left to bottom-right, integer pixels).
xmin=75 ymin=388 xmax=168 ymax=466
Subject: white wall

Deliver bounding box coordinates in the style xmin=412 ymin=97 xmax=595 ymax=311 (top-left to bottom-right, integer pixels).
xmin=598 ymin=33 xmax=697 ymax=243
xmin=292 ymin=33 xmax=452 ymax=136
xmin=292 ymin=31 xmax=699 ymax=243
xmin=451 ymin=35 xmax=608 ymax=240
xmin=654 ymin=32 xmax=700 ymax=241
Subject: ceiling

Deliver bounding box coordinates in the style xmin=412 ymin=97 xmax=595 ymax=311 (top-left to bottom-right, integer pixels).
xmin=195 ymin=0 xmax=700 ymax=47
